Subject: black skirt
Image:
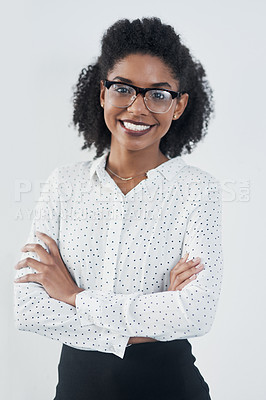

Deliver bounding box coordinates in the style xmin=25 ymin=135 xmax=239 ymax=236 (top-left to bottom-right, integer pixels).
xmin=54 ymin=339 xmax=211 ymax=400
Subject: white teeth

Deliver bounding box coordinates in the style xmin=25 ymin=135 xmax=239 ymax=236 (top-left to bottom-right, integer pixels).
xmin=123 ymin=121 xmax=151 ymax=131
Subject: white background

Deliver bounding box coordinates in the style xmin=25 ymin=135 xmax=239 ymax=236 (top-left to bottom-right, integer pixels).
xmin=1 ymin=0 xmax=266 ymax=399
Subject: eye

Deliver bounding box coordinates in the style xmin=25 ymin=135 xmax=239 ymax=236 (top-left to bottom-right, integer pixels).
xmin=149 ymin=90 xmax=167 ymax=100
xmin=111 ymin=84 xmax=134 ymax=95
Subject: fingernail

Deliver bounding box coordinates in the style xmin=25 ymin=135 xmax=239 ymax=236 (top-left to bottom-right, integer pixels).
xmin=182 ymin=252 xmax=189 ymax=259
xmin=193 ymin=257 xmax=201 ymax=262
xmin=196 ymin=263 xmax=204 ymax=269
xmin=189 ymin=274 xmax=196 ymax=280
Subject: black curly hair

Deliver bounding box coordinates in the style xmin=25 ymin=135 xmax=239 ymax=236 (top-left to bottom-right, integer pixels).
xmin=72 ymin=17 xmax=214 ymax=160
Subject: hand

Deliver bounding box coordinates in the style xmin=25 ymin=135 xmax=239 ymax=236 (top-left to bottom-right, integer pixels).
xmin=14 ymin=231 xmax=84 ymax=306
xmin=127 ymin=254 xmax=205 ymax=345
xmin=167 ymin=253 xmax=204 ymax=291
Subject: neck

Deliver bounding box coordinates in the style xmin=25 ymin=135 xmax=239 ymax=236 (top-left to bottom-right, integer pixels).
xmin=105 ymin=147 xmax=169 ymax=179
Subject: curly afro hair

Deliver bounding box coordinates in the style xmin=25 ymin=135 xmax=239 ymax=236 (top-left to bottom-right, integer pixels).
xmin=72 ymin=17 xmax=214 ymax=160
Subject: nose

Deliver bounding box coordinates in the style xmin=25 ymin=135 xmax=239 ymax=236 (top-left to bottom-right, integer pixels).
xmin=127 ymin=94 xmax=149 ymax=115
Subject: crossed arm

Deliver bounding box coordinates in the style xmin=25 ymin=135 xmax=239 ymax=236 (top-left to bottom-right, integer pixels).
xmin=13 ymin=167 xmax=223 ymax=349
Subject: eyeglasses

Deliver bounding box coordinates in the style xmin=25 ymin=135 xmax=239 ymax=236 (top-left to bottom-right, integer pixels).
xmin=103 ymin=80 xmax=185 ymax=114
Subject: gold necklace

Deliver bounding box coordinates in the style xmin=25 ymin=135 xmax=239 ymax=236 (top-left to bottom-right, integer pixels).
xmin=106 ymin=165 xmax=148 ymax=181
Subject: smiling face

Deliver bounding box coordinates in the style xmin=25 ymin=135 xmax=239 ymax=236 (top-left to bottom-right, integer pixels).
xmin=100 ymin=53 xmax=189 ymax=154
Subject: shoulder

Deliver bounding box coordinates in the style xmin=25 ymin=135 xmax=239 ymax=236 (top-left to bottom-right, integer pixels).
xmin=172 ymin=159 xmax=221 ymax=203
xmin=179 ymin=162 xmax=220 ymax=185
xmin=43 ymin=161 xmax=93 ymax=200
xmin=56 ymin=160 xmax=92 ymax=177
xmin=166 ymin=156 xmax=219 ymax=185
xmin=48 ymin=160 xmax=92 ymax=182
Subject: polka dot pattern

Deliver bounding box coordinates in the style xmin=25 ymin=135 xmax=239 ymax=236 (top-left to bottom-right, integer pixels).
xmin=14 ymin=150 xmax=223 ymax=359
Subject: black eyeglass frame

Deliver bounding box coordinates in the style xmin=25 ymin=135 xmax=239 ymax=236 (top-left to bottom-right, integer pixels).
xmin=103 ymin=79 xmax=185 ymax=113
xmin=104 ymin=80 xmax=184 ymax=99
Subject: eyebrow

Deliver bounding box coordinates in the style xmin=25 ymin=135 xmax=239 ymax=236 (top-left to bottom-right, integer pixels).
xmin=112 ymin=76 xmax=172 ymax=89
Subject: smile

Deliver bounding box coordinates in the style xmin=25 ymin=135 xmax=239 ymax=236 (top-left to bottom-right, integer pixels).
xmin=120 ymin=120 xmax=154 ymax=136
xmin=122 ymin=121 xmax=151 ymax=131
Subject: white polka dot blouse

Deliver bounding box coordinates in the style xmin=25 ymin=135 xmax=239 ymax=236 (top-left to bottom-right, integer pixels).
xmin=14 ymin=150 xmax=224 ymax=359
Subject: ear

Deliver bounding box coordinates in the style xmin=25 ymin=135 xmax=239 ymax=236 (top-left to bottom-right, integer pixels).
xmin=172 ymin=93 xmax=189 ymax=120
xmin=100 ymin=80 xmax=105 ymax=108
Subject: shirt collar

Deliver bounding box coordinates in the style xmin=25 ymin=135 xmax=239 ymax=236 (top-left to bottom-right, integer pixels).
xmin=89 ymin=151 xmax=110 ymax=181
xmin=89 ymin=150 xmax=186 ymax=182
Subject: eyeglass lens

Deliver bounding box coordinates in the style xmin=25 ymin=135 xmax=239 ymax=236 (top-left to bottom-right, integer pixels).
xmin=108 ymin=83 xmax=173 ymax=113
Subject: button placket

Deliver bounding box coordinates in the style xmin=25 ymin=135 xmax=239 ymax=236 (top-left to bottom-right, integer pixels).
xmin=101 ymin=194 xmax=125 ymax=291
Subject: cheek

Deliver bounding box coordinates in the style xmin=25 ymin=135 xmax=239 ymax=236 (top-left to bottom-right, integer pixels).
xmin=103 ymin=107 xmax=120 ymax=131
xmin=159 ymin=115 xmax=174 ymax=132
xmin=103 ymin=113 xmax=112 ymax=131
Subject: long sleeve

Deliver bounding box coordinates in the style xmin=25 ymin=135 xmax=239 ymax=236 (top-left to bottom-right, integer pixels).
xmin=13 ymin=167 xmax=129 ymax=358
xmin=75 ymin=178 xmax=224 ymax=340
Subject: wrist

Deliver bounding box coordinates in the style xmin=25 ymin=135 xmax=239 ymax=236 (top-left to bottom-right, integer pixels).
xmin=68 ymin=288 xmax=85 ymax=307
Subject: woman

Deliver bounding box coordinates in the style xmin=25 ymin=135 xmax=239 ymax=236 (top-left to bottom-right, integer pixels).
xmin=14 ymin=17 xmax=223 ymax=400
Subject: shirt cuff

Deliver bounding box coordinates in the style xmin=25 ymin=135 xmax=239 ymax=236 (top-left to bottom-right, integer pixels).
xmin=75 ymin=289 xmax=116 ymax=326
xmin=75 ymin=290 xmax=99 ymax=326
xmin=75 ymin=290 xmax=131 ymax=359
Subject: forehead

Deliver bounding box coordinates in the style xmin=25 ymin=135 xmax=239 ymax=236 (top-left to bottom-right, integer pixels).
xmin=108 ymin=53 xmax=178 ymax=89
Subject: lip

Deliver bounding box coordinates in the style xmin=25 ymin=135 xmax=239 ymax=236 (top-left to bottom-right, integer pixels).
xmin=119 ymin=120 xmax=155 ymax=136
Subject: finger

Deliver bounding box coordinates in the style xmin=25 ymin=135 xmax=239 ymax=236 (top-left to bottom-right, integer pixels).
xmin=14 ymin=273 xmax=42 ymax=284
xmin=171 ymin=253 xmax=189 ymax=271
xmin=175 ymin=274 xmax=198 ymax=291
xmin=173 ymin=263 xmax=204 ymax=286
xmin=35 ymin=231 xmax=59 ymax=257
xmin=171 ymin=256 xmax=201 ymax=277
xmin=181 ymin=253 xmax=189 ymax=262
xmin=169 ymin=264 xmax=204 ymax=291
xmin=14 ymin=257 xmax=44 ymax=272
xmin=21 ymin=242 xmax=51 ymax=264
